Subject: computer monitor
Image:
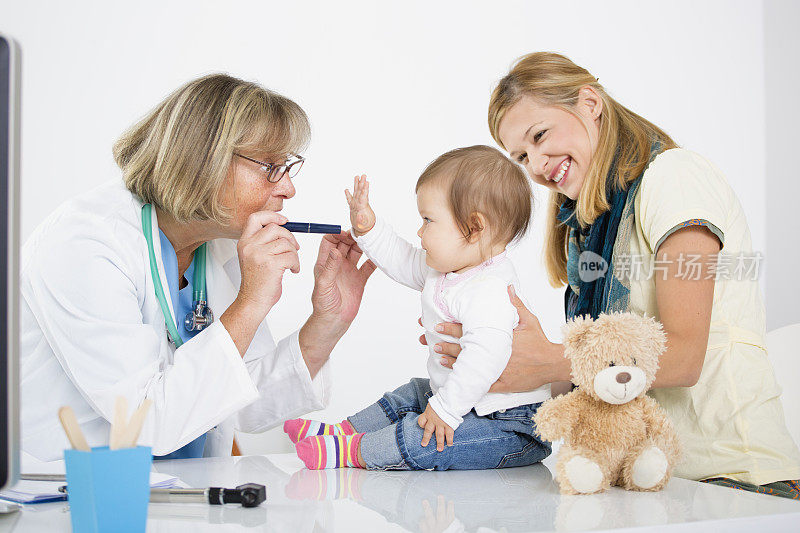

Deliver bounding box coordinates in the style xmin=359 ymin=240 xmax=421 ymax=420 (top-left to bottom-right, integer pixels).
xmin=0 ymin=33 xmax=21 ymax=492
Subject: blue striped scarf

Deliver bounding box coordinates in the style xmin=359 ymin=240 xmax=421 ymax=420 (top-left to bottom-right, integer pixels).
xmin=558 ymin=145 xmax=660 ymax=320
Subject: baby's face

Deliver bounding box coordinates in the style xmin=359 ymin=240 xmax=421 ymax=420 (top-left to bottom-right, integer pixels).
xmin=415 ymin=183 xmax=482 ymax=273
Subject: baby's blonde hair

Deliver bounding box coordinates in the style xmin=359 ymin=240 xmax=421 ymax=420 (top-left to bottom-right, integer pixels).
xmin=415 ymin=145 xmax=532 ymax=248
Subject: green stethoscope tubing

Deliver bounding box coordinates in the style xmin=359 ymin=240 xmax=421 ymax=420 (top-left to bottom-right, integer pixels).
xmin=141 ymin=203 xmax=210 ymax=348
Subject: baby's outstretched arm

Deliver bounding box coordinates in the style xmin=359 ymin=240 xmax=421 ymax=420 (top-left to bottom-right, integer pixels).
xmin=345 ymin=174 xmax=376 ymax=237
xmin=346 ymin=175 xmax=430 ymax=292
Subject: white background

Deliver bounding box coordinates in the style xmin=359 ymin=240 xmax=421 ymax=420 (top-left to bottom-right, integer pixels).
xmin=1 ymin=0 xmax=796 ymax=454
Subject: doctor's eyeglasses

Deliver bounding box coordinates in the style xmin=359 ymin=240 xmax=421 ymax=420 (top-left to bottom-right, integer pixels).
xmin=234 ymin=153 xmax=305 ymax=183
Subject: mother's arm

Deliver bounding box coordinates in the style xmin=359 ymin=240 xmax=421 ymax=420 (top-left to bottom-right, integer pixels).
xmin=427 ymin=225 xmax=720 ymax=392
xmin=649 ymin=225 xmax=719 ymax=387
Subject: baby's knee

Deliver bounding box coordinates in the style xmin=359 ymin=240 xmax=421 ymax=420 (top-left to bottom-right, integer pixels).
xmin=386 ymin=377 xmax=429 ymax=399
xmin=380 ymin=378 xmax=432 ymax=417
xmin=408 ymin=377 xmax=432 ymax=398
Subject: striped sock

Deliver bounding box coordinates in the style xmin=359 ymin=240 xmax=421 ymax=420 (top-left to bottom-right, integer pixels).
xmin=283 ymin=418 xmax=356 ymax=444
xmin=295 ymin=433 xmax=365 ymax=470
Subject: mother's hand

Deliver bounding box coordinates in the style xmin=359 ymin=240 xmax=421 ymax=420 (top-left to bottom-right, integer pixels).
xmin=420 ymin=286 xmax=569 ymax=393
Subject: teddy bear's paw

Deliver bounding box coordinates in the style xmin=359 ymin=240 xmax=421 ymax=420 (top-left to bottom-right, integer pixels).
xmin=564 ymin=455 xmax=604 ymax=494
xmin=632 ymin=446 xmax=668 ymax=489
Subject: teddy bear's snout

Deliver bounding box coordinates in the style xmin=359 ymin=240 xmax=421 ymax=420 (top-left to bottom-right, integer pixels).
xmin=593 ymin=365 xmax=647 ymax=404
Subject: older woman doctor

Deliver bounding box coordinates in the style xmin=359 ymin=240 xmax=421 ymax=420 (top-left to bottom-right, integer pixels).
xmin=20 ymin=74 xmax=376 ymax=461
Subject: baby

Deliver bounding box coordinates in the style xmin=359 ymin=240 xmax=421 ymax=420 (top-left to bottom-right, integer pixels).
xmin=285 ymin=145 xmax=551 ymax=470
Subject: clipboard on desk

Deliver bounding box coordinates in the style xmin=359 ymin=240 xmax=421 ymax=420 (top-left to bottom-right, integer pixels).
xmin=0 ymin=472 xmax=179 ymax=505
xmin=0 ymin=480 xmax=66 ymax=504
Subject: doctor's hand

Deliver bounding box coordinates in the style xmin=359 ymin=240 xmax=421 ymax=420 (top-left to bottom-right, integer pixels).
xmin=221 ymin=211 xmax=300 ymax=357
xmin=235 ymin=211 xmax=300 ymax=314
xmin=299 ymin=231 xmax=377 ymax=377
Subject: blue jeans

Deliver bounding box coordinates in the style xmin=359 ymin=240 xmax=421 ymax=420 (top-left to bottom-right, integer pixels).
xmin=348 ymin=378 xmax=551 ymax=470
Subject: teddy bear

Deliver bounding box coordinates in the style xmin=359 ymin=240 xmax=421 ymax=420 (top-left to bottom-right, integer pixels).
xmin=533 ymin=312 xmax=681 ymax=495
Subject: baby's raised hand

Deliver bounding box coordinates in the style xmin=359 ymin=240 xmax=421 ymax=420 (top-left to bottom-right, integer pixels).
xmin=344 ymin=174 xmax=376 ymax=237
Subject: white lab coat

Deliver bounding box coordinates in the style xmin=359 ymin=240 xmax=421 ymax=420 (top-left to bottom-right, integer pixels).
xmin=20 ymin=181 xmax=330 ymax=461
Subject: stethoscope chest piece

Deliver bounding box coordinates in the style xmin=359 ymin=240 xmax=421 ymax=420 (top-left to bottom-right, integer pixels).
xmin=185 ymin=300 xmax=214 ymax=332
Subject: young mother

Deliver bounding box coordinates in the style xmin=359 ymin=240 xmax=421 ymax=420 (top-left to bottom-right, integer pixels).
xmin=430 ymin=52 xmax=800 ymax=497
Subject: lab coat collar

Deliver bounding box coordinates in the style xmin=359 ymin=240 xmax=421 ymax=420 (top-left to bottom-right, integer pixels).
xmin=143 ymin=200 xmax=178 ymax=327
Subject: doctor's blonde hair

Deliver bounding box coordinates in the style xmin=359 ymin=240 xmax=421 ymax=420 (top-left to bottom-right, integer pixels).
xmin=114 ymin=73 xmax=310 ymax=224
xmin=488 ymin=52 xmax=677 ymax=288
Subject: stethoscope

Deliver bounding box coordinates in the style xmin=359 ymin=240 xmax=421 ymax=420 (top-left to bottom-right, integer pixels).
xmin=141 ymin=204 xmax=214 ymax=347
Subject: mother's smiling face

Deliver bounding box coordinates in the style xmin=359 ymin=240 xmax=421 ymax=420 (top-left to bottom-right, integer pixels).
xmin=497 ymin=88 xmax=603 ymax=201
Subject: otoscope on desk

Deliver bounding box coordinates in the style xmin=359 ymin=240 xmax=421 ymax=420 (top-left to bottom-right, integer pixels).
xmin=52 ymin=482 xmax=267 ymax=508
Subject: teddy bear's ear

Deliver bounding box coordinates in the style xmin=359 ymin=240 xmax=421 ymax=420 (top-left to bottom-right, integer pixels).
xmin=561 ymin=315 xmax=595 ymax=359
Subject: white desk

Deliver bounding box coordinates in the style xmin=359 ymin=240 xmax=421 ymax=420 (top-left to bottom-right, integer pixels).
xmin=1 ymin=453 xmax=799 ymax=532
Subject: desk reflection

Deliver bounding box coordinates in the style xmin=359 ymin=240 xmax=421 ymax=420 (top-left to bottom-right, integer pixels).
xmin=282 ymin=463 xmax=797 ymax=533
xmin=286 ymin=465 xmax=558 ymax=532
xmin=5 ymin=455 xmax=799 ymax=532
xmin=141 ymin=455 xmax=800 ymax=532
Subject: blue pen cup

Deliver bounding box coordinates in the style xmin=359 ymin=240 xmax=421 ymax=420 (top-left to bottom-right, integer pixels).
xmin=64 ymin=446 xmax=152 ymax=533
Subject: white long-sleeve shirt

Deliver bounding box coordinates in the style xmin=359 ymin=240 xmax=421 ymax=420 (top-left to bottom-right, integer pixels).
xmin=354 ymin=218 xmax=549 ymax=430
xmin=21 ymin=181 xmax=331 ymax=461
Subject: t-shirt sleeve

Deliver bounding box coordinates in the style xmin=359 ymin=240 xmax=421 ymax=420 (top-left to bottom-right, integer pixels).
xmin=653 ymin=219 xmax=725 ymax=253
xmin=637 ymin=149 xmax=728 ymax=253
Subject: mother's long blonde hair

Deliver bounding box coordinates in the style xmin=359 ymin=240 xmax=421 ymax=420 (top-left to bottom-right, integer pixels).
xmin=488 ymin=52 xmax=677 ymax=288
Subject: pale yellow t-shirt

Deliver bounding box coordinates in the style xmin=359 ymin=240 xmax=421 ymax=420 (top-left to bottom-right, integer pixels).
xmin=628 ymin=148 xmax=800 ymax=484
